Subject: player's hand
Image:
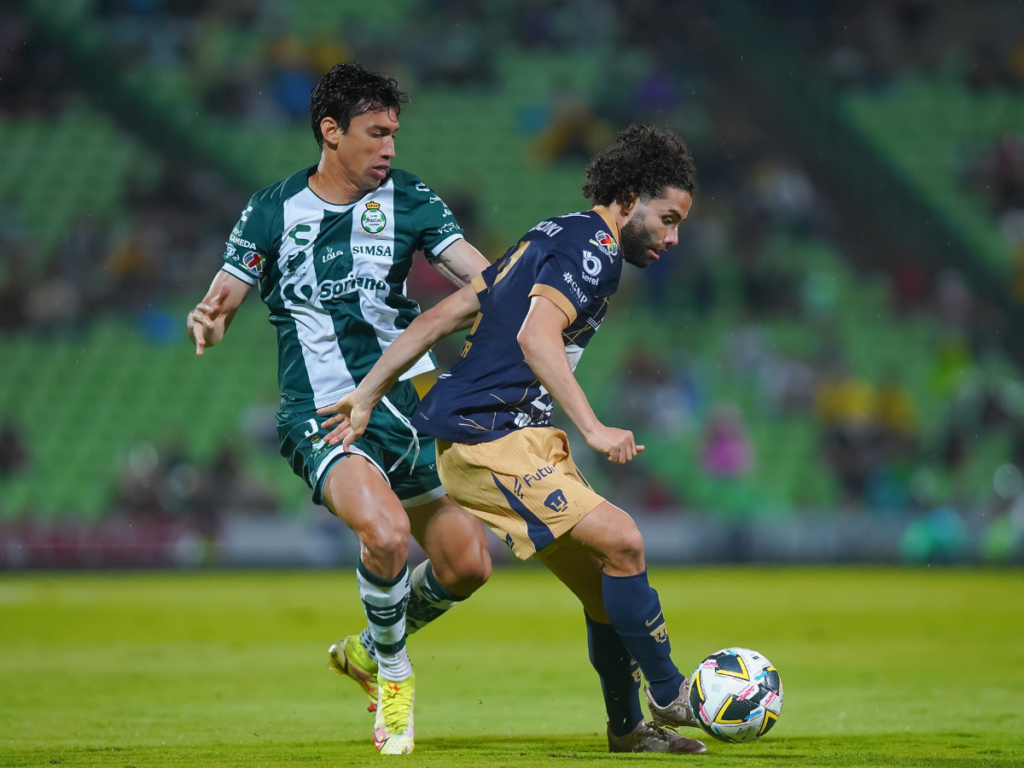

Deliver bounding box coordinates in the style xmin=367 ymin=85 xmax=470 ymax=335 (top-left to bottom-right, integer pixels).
xmin=584 ymin=425 xmax=645 ymax=464
xmin=318 ymin=389 xmax=374 ymax=450
xmin=187 ymin=283 xmax=232 ymax=356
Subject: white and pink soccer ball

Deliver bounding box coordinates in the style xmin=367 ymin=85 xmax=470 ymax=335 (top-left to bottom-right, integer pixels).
xmin=688 ymin=648 xmax=784 ymax=743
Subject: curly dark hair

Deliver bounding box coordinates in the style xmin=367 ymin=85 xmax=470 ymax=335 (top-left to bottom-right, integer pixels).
xmin=310 ymin=63 xmax=409 ymax=150
xmin=582 ymin=124 xmax=696 ymax=206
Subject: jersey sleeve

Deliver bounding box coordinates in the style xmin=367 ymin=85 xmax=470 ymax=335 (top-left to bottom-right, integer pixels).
xmin=528 ymin=243 xmax=604 ymax=324
xmin=470 ymin=258 xmax=500 ymax=299
xmin=406 ymin=178 xmax=465 ymax=260
xmin=221 ymin=195 xmax=275 ymax=285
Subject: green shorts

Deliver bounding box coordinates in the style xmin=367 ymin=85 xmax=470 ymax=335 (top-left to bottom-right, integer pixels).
xmin=277 ymin=379 xmax=445 ymax=508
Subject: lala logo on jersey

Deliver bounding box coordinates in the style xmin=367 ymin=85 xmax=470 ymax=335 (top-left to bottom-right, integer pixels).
xmin=321 ymin=245 xmax=344 ymax=264
xmin=590 ymin=230 xmax=618 ymax=259
xmin=242 ymin=251 xmax=265 ymax=276
xmin=361 ymin=201 xmax=387 ymax=234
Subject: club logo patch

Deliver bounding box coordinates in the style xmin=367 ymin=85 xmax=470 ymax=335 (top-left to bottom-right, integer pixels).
xmin=361 ymin=201 xmax=387 ymax=234
xmin=590 ymin=230 xmax=618 ymax=259
xmin=242 ymin=251 xmax=265 ymax=275
xmin=544 ymin=489 xmax=569 ymax=513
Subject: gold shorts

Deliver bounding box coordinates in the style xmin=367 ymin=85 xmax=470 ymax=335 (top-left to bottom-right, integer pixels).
xmin=435 ymin=427 xmax=605 ymax=560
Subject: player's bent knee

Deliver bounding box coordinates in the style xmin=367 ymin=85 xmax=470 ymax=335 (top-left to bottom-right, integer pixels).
xmin=433 ymin=545 xmax=492 ymax=597
xmin=604 ymin=527 xmax=646 ymax=576
xmin=359 ymin=518 xmax=411 ymax=563
xmin=459 ymin=546 xmax=492 ymax=592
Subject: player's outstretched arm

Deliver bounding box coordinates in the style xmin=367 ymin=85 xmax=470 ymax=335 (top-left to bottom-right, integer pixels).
xmin=186 ymin=271 xmax=251 ymax=356
xmin=318 ymin=282 xmax=482 ymax=448
xmin=430 ymin=239 xmax=490 ymax=288
xmin=517 ymin=296 xmax=644 ymax=465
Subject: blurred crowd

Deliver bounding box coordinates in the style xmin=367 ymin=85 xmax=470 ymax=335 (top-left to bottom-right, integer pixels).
xmin=93 ymin=0 xmax=618 ymax=122
xmin=763 ymin=0 xmax=1024 ymax=92
xmin=1 ymin=7 xmax=246 ymax=336
xmin=762 ymin=0 xmax=1024 ymax=277
xmin=114 ymin=436 xmax=277 ymax=531
xmin=1 ymin=0 xmax=1023 ymax=563
xmin=1 ymin=165 xmax=243 ymax=336
xmin=0 ymin=434 xmax=281 ymax=569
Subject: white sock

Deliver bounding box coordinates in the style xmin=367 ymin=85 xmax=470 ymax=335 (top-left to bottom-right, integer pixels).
xmin=356 ymin=560 xmax=413 ymax=681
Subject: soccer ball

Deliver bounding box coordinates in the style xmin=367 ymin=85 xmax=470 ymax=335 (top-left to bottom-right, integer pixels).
xmin=688 ymin=648 xmax=783 ymax=743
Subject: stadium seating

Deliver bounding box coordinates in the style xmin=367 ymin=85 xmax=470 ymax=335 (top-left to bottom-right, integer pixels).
xmin=844 ymin=78 xmax=1024 ymax=278
xmin=4 ymin=0 xmax=1020 ymax=524
xmin=26 ymin=0 xmax=603 ymax=244
xmin=0 ymin=300 xmax=327 ymax=518
xmin=0 ymin=108 xmax=151 ymax=258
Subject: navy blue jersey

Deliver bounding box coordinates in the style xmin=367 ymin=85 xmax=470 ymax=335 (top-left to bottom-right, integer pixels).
xmin=412 ymin=208 xmax=623 ymax=444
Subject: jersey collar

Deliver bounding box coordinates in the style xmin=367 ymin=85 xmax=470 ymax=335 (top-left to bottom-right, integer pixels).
xmin=304 ymin=165 xmax=390 ymax=211
xmin=590 ymin=206 xmax=620 ymax=244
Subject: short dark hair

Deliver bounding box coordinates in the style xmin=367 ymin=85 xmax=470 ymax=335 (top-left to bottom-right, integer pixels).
xmin=310 ymin=63 xmax=409 ymax=150
xmin=582 ymin=124 xmax=696 ymax=206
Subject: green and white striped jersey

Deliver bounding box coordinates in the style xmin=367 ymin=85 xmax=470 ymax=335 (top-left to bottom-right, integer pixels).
xmin=221 ymin=166 xmax=464 ymax=411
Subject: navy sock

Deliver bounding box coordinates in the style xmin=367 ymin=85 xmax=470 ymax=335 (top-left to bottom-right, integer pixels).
xmin=586 ymin=614 xmax=644 ymax=737
xmin=601 ymin=570 xmax=684 ymax=708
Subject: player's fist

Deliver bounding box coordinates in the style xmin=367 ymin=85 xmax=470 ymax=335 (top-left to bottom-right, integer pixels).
xmin=584 ymin=425 xmax=645 ymax=464
xmin=318 ymin=389 xmax=374 ymax=450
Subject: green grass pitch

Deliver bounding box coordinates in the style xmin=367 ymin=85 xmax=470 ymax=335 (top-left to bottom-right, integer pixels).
xmin=1 ymin=567 xmax=1021 ymax=767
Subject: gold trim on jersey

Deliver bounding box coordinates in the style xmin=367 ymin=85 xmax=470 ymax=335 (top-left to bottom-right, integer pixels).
xmin=529 ymin=284 xmax=578 ymax=324
xmin=590 ymin=206 xmax=620 ymax=242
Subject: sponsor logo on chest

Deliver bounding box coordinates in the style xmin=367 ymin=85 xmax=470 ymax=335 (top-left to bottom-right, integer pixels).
xmin=318 ymin=272 xmax=390 ymax=302
xmin=581 ymin=250 xmax=601 ymax=284
xmin=321 ymin=245 xmax=344 ymax=264
xmin=351 ymin=244 xmax=393 ymax=257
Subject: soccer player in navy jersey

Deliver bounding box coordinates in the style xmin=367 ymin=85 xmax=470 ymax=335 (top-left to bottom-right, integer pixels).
xmin=319 ymin=125 xmax=706 ymax=754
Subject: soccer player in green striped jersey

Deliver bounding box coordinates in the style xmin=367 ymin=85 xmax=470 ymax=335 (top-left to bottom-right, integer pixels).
xmin=185 ymin=64 xmax=492 ymax=754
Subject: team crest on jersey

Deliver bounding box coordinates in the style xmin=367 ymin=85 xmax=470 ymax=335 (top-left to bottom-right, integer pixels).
xmin=590 ymin=230 xmax=618 ymax=259
xmin=242 ymin=251 xmax=265 ymax=276
xmin=361 ymin=201 xmax=387 ymax=234
xmin=284 ymin=250 xmax=311 ymax=278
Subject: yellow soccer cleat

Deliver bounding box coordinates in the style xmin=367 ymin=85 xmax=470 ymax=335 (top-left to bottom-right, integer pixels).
xmin=373 ymin=673 xmax=416 ymax=755
xmin=328 ymin=636 xmax=379 ymax=713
